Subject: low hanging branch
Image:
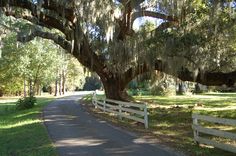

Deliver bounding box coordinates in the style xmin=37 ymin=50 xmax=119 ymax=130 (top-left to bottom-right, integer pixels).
xmin=17 ymin=29 xmax=72 ymax=51
xmin=132 ymin=10 xmax=178 ymax=24
xmin=123 ymin=60 xmax=236 ymax=87
xmin=0 ymin=0 xmax=76 ymax=23
xmin=1 ymin=0 xmax=74 ymax=39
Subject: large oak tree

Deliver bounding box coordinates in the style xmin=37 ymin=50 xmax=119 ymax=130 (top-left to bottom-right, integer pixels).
xmin=0 ymin=0 xmax=235 ymax=100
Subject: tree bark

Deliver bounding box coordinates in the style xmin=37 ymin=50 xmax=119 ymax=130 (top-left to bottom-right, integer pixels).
xmin=62 ymin=69 xmax=66 ymax=95
xmin=29 ymin=79 xmax=33 ymax=97
xmin=54 ymin=79 xmax=58 ymax=96
xmin=59 ymin=73 xmax=62 ymax=96
xmin=100 ymin=75 xmax=131 ymax=101
xmin=0 ymin=89 xmax=3 ymax=97
xmin=176 ymin=81 xmax=187 ymax=95
xmin=23 ymin=78 xmax=27 ymax=97
xmin=36 ymin=83 xmax=41 ymax=96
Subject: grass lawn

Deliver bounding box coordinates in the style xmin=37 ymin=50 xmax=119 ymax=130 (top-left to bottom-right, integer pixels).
xmin=0 ymin=97 xmax=57 ymax=156
xmin=135 ymin=92 xmax=236 ymax=156
xmin=82 ymin=92 xmax=236 ymax=156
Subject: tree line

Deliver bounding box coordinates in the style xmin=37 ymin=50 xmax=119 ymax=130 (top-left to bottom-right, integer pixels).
xmin=0 ymin=25 xmax=86 ymax=96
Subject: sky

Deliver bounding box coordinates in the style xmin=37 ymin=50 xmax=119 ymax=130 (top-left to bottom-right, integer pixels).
xmin=133 ymin=17 xmax=162 ymax=31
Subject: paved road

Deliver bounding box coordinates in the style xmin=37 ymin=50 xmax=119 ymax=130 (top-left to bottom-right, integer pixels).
xmin=43 ymin=93 xmax=183 ymax=156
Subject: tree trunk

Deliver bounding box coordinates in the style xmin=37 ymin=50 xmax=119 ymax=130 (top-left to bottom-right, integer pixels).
xmin=36 ymin=84 xmax=41 ymax=96
xmin=23 ymin=78 xmax=27 ymax=97
xmin=0 ymin=89 xmax=3 ymax=97
xmin=101 ymin=76 xmax=131 ymax=101
xmin=35 ymin=83 xmax=39 ymax=95
xmin=62 ymin=70 xmax=66 ymax=95
xmin=29 ymin=79 xmax=34 ymax=97
xmin=59 ymin=73 xmax=62 ymax=95
xmin=54 ymin=80 xmax=58 ymax=96
xmin=176 ymin=81 xmax=187 ymax=95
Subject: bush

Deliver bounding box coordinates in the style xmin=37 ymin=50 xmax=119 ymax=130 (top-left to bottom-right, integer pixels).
xmin=83 ymin=76 xmax=102 ymax=91
xmin=16 ymin=96 xmax=37 ymax=110
xmin=151 ymin=85 xmax=175 ymax=96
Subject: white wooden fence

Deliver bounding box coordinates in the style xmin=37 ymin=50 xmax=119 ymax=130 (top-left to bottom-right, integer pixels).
xmin=192 ymin=113 xmax=236 ymax=153
xmin=92 ymin=93 xmax=148 ymax=129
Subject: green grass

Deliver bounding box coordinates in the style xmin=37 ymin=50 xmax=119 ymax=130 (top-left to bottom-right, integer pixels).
xmin=83 ymin=92 xmax=236 ymax=156
xmin=135 ymin=92 xmax=236 ymax=156
xmin=0 ymin=97 xmax=57 ymax=156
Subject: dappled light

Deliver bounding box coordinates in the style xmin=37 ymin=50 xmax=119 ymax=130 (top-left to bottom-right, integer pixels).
xmin=14 ymin=111 xmax=40 ymax=118
xmin=84 ymin=92 xmax=236 ymax=155
xmin=43 ymin=95 xmax=181 ymax=156
xmin=0 ymin=119 xmax=41 ymax=129
xmin=56 ymin=137 xmax=106 ymax=147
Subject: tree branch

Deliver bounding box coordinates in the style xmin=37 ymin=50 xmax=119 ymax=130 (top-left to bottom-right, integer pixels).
xmin=0 ymin=0 xmax=76 ymax=23
xmin=123 ymin=60 xmax=236 ymax=87
xmin=17 ymin=29 xmax=72 ymax=51
xmin=3 ymin=9 xmax=72 ymax=39
xmin=42 ymin=0 xmax=76 ymax=22
xmin=1 ymin=1 xmax=108 ymax=80
xmin=132 ymin=10 xmax=178 ymax=25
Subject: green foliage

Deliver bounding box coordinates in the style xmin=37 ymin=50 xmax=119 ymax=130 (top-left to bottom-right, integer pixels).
xmin=151 ymin=85 xmax=175 ymax=96
xmin=0 ymin=25 xmax=86 ymax=95
xmin=128 ymin=89 xmax=151 ymax=96
xmin=16 ymin=96 xmax=37 ymax=110
xmin=65 ymin=56 xmax=86 ymax=91
xmin=150 ymin=73 xmax=176 ymax=96
xmin=83 ymin=76 xmax=102 ymax=91
xmin=0 ymin=33 xmax=59 ymax=95
xmin=128 ymin=80 xmax=138 ymax=90
xmin=128 ymin=73 xmax=178 ymax=96
xmin=138 ymin=1 xmax=236 ymax=75
xmin=128 ymin=79 xmax=151 ymax=96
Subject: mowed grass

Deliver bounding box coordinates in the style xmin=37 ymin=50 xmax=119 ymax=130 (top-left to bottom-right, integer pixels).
xmin=0 ymin=97 xmax=57 ymax=156
xmin=82 ymin=92 xmax=236 ymax=156
xmin=135 ymin=92 xmax=236 ymax=156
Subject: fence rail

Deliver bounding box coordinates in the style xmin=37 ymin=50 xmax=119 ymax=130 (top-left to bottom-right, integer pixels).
xmin=192 ymin=113 xmax=236 ymax=153
xmin=92 ymin=93 xmax=148 ymax=129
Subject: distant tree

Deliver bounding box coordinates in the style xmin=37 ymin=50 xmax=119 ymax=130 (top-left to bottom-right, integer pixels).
xmin=0 ymin=33 xmax=61 ymax=96
xmin=65 ymin=56 xmax=86 ymax=91
xmin=83 ymin=75 xmax=102 ymax=91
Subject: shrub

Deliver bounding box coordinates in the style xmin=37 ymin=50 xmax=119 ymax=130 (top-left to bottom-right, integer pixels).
xmin=16 ymin=96 xmax=37 ymax=110
xmin=151 ymin=85 xmax=175 ymax=96
xmin=83 ymin=76 xmax=102 ymax=91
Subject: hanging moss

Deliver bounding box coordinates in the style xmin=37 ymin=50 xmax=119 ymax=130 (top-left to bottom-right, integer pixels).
xmin=2 ymin=0 xmax=235 ymax=79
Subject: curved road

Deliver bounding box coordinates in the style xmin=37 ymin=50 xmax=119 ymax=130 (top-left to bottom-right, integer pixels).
xmin=43 ymin=93 xmax=183 ymax=156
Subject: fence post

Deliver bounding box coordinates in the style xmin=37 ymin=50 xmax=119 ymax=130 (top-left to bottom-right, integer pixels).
xmin=103 ymin=99 xmax=106 ymax=112
xmin=193 ymin=115 xmax=199 ymax=144
xmin=92 ymin=92 xmax=95 ymax=105
xmin=144 ymin=103 xmax=148 ymax=129
xmin=118 ymin=103 xmax=122 ymax=120
xmin=93 ymin=92 xmax=97 ymax=109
